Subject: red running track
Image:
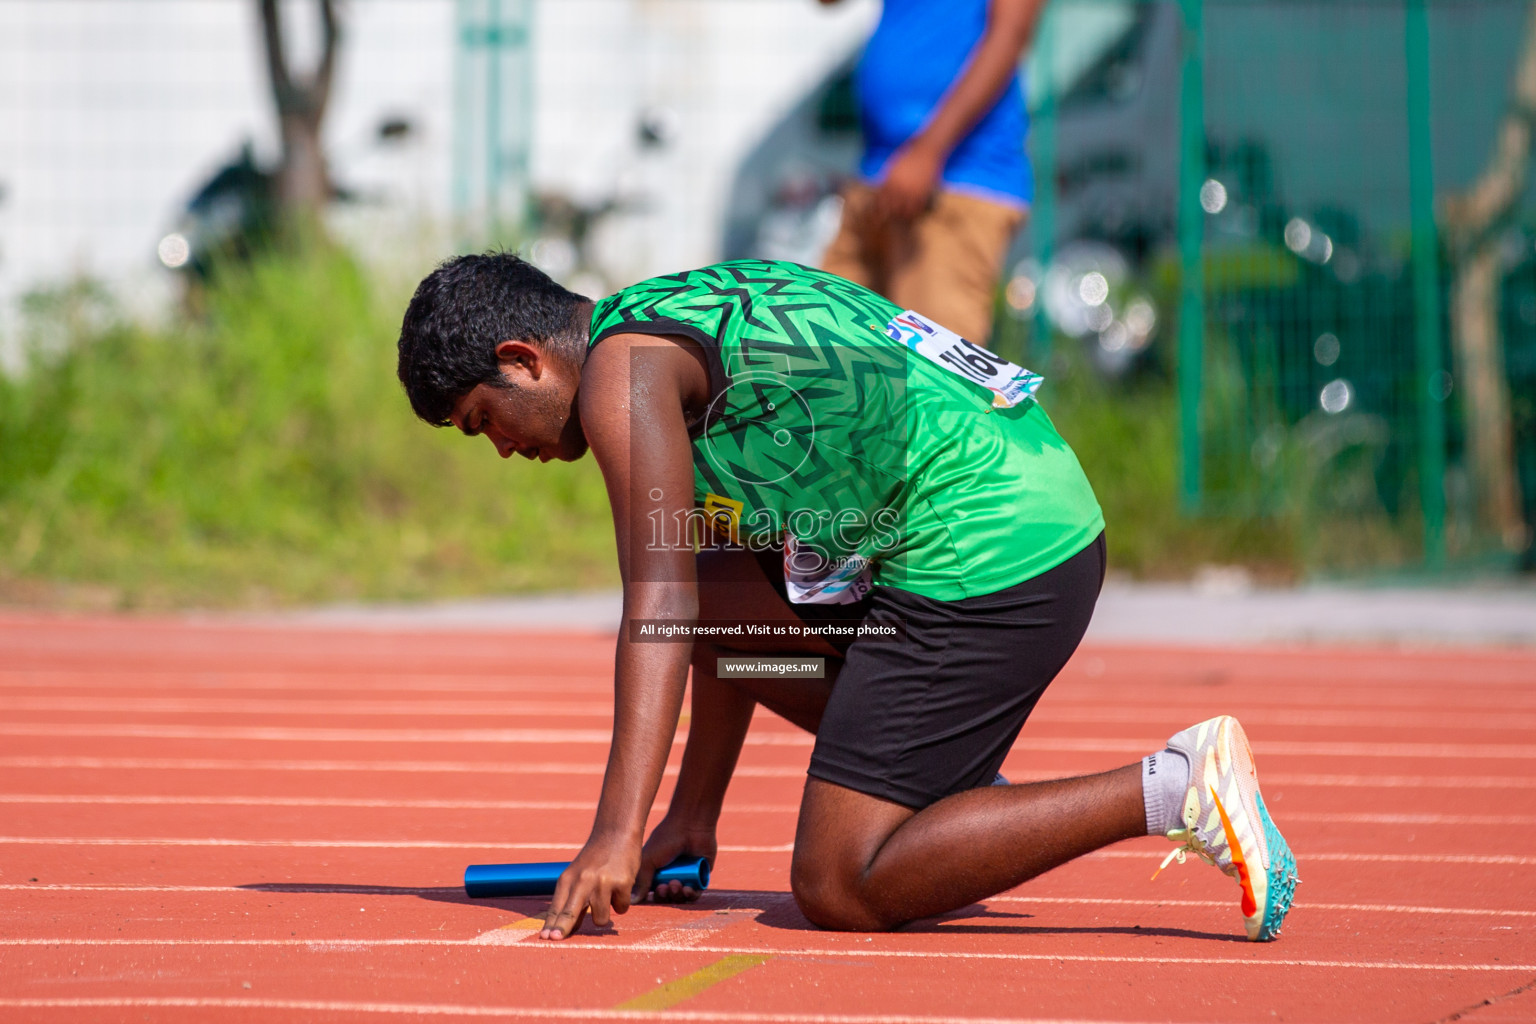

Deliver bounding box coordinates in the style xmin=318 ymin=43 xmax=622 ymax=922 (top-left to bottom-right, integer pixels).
xmin=1 ymin=613 xmax=1533 ymax=1024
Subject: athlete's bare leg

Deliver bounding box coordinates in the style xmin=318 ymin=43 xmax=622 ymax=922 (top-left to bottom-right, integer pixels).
xmin=682 ymin=547 xmax=1145 ymax=930
xmin=790 ymin=770 xmax=1144 ymax=931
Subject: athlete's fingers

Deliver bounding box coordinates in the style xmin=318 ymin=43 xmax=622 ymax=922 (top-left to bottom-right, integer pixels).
xmin=542 ymin=900 xmax=587 ymax=941
xmin=541 ymin=873 xmax=588 ymax=940
xmin=588 ymin=876 xmax=628 ymax=929
xmin=633 ymin=860 xmax=657 ymax=901
xmin=540 ymin=874 xmax=572 ymax=938
xmin=651 ymin=879 xmax=701 ymax=904
xmin=590 ymin=889 xmax=612 ymax=930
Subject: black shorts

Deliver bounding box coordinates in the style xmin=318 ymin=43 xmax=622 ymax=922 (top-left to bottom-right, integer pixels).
xmin=755 ymin=532 xmax=1106 ymax=809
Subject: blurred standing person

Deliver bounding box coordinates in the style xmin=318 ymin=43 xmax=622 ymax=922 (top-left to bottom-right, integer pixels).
xmin=818 ymin=0 xmax=1044 ymax=346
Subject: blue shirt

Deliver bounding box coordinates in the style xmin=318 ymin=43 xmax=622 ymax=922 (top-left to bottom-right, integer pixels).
xmin=856 ymin=0 xmax=1032 ymax=206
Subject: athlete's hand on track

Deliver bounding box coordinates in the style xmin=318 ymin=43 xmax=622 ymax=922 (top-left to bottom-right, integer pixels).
xmin=875 ymin=139 xmax=944 ymax=222
xmin=540 ymin=835 xmax=640 ymax=940
xmin=636 ymin=815 xmax=717 ymax=904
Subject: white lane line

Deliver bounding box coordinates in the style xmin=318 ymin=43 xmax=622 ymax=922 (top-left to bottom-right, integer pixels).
xmin=1281 ymin=812 xmax=1536 ymax=826
xmin=0 ymin=724 xmax=623 ymax=744
xmin=0 ymin=673 xmax=611 ymax=695
xmin=1051 ymin=692 xmax=1536 ymax=713
xmin=986 ymin=895 xmax=1536 ymax=917
xmin=5 ymin=683 xmax=1529 ymax=721
xmin=0 ymin=836 xmax=794 ymax=853
xmin=0 ymin=756 xmax=618 ymax=774
xmin=1 ymin=836 xmax=1530 ymax=865
xmin=1092 ymin=850 xmax=1536 ymax=866
xmin=5 ymin=756 xmax=1535 ymax=790
xmin=7 ymin=723 xmax=1535 ymax=759
xmin=8 ymin=674 xmax=1529 ymax=712
xmin=1062 ymin=664 xmax=1536 ymax=688
xmin=0 ymin=794 xmax=799 ymax=813
xmin=1261 ymin=773 xmax=1536 ymax=789
xmin=0 ymin=724 xmax=799 ymax=747
xmin=0 ymin=696 xmax=614 ymax=717
xmin=0 ymin=757 xmax=809 ymax=779
xmin=6 ymin=884 xmax=1531 ymax=920
xmin=1032 ymin=706 xmax=1536 ymax=731
xmin=5 ymin=696 xmax=1531 ymax=732
xmin=0 ymin=724 xmax=622 ymax=743
xmin=0 ymin=941 xmax=1529 ymax=973
xmin=0 ymin=884 xmax=459 ymax=894
xmin=1252 ymin=740 xmax=1536 ymax=759
xmin=0 ymin=1000 xmax=1148 ymax=1024
xmin=6 ymin=796 xmax=1532 ymax=827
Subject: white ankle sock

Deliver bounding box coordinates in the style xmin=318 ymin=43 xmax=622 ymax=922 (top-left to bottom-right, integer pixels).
xmin=1141 ymin=747 xmax=1191 ymax=836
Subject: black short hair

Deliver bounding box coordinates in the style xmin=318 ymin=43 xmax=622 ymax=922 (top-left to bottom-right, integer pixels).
xmin=396 ymin=252 xmax=588 ymax=426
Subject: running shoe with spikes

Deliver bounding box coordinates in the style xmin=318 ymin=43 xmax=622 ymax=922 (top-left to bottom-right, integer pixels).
xmin=1153 ymin=715 xmax=1299 ymax=941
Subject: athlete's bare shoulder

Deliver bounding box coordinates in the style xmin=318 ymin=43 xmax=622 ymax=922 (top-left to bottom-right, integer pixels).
xmin=579 ymin=331 xmax=712 ymax=437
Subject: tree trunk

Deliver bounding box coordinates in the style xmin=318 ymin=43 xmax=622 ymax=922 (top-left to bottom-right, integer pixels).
xmin=1442 ymin=0 xmax=1536 ymax=550
xmin=1450 ymin=247 xmax=1523 ymax=546
xmin=257 ymin=0 xmax=341 ymax=222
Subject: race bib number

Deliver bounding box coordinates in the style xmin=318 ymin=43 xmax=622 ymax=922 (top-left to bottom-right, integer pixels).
xmin=783 ymin=535 xmax=872 ymax=606
xmin=884 ymin=310 xmax=1043 ymax=408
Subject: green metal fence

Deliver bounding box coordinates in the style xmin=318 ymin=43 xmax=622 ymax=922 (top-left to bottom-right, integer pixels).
xmin=1026 ymin=0 xmax=1536 ymax=575
xmin=453 ymin=0 xmax=534 ymax=245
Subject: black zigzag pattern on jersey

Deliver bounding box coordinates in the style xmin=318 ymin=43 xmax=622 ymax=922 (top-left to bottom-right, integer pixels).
xmin=591 ymin=261 xmax=914 ymax=543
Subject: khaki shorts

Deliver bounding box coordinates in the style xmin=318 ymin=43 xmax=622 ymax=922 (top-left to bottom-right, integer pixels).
xmin=820 ymin=182 xmax=1026 ymax=346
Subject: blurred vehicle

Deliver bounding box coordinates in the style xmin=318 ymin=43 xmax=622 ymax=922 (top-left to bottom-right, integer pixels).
xmin=156 ymin=143 xmax=277 ymax=280
xmin=157 ymin=117 xmax=415 ymax=280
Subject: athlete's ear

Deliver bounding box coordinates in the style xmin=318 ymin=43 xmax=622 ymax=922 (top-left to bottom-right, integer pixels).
xmin=494 ymin=339 xmax=546 ymax=381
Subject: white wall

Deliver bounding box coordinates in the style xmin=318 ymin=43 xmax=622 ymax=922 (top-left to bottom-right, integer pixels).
xmin=0 ymin=0 xmax=456 ymax=341
xmin=0 ymin=0 xmax=874 ymax=359
xmin=531 ymin=0 xmax=875 ymax=284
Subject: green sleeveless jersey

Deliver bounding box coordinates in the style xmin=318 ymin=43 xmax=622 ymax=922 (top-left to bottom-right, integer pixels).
xmin=589 ymin=260 xmax=1103 ymax=603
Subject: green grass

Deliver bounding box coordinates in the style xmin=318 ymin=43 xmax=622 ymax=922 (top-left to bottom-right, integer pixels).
xmin=1040 ymin=356 xmax=1303 ymax=583
xmin=0 ymin=247 xmax=617 ymax=610
xmin=1 ymin=247 xmax=1324 ymax=610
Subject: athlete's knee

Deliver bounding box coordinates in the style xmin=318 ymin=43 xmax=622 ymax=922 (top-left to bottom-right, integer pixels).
xmin=789 ymin=849 xmax=892 ymax=932
xmin=786 ymin=835 xmax=903 ymax=933
xmin=791 ymin=778 xmax=912 ymax=930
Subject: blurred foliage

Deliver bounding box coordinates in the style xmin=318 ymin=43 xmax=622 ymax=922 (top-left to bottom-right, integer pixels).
xmin=0 ymin=246 xmax=616 ymax=610
xmin=1039 ymin=347 xmax=1304 ymax=584
xmin=0 ymin=243 xmax=1393 ymax=610
xmin=1022 ymin=332 xmax=1431 ymax=584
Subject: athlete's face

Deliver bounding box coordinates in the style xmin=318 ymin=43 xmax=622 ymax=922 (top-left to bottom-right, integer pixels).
xmin=449 ymin=340 xmax=588 ymax=463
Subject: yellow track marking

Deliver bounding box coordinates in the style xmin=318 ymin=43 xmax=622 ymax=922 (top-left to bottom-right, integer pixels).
xmin=613 ymin=953 xmax=771 ymax=1011
xmin=468 ymin=917 xmax=544 ymax=945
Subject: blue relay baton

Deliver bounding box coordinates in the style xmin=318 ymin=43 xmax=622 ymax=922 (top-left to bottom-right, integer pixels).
xmin=463 ymin=854 xmax=711 ymax=899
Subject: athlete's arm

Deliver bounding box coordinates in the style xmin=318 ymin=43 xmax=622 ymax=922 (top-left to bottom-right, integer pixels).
xmin=877 ymin=0 xmax=1045 ymax=221
xmin=634 ymin=648 xmax=758 ymax=901
xmin=540 ymin=334 xmax=709 ymax=941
